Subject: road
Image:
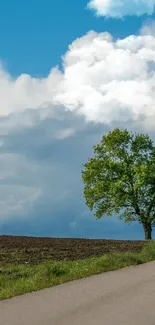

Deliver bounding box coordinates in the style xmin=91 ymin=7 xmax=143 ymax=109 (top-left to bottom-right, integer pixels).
xmin=1 ymin=261 xmax=155 ymax=325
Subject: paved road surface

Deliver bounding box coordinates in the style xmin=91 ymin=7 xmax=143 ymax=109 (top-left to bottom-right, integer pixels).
xmin=1 ymin=261 xmax=155 ymax=325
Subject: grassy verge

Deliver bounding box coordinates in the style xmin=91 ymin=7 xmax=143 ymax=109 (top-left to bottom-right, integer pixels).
xmin=0 ymin=241 xmax=155 ymax=300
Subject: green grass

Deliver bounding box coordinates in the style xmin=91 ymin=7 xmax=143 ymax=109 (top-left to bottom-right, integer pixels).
xmin=0 ymin=241 xmax=155 ymax=300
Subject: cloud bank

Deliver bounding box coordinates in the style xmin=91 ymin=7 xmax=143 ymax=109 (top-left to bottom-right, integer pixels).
xmin=87 ymin=0 xmax=155 ymax=18
xmin=1 ymin=21 xmax=155 ymax=239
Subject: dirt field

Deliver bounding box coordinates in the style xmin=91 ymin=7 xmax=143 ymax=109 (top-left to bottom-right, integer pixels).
xmin=0 ymin=235 xmax=147 ymax=266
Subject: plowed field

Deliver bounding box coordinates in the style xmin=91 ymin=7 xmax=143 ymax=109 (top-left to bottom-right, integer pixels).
xmin=0 ymin=235 xmax=147 ymax=266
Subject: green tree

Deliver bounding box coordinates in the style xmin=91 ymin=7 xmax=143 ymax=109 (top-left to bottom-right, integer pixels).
xmin=82 ymin=128 xmax=155 ymax=240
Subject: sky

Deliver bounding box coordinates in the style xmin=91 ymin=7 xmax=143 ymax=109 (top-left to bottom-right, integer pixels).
xmin=0 ymin=0 xmax=155 ymax=239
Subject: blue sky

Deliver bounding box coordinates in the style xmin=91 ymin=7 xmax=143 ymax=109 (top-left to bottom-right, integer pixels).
xmin=0 ymin=0 xmax=155 ymax=239
xmin=0 ymin=0 xmax=153 ymax=76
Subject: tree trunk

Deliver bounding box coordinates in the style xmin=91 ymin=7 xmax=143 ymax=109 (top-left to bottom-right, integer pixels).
xmin=142 ymin=223 xmax=152 ymax=240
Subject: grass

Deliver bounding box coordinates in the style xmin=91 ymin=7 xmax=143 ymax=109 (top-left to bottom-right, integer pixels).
xmin=0 ymin=240 xmax=155 ymax=300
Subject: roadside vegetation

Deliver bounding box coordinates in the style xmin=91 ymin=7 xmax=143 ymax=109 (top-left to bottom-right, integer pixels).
xmin=1 ymin=240 xmax=155 ymax=300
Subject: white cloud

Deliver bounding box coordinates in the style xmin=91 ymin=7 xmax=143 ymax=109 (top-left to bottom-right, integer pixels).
xmin=55 ymin=28 xmax=155 ymax=126
xmin=0 ymin=64 xmax=62 ymax=116
xmin=1 ymin=25 xmax=155 ymax=129
xmin=87 ymin=0 xmax=155 ymax=18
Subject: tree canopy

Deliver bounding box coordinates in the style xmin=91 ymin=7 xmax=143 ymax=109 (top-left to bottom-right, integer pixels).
xmin=82 ymin=128 xmax=155 ymax=240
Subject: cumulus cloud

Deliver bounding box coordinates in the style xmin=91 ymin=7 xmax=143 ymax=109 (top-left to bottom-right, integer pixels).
xmin=1 ymin=25 xmax=155 ymax=128
xmin=0 ymin=64 xmax=63 ymax=116
xmin=87 ymin=0 xmax=155 ymax=18
xmin=55 ymin=28 xmax=155 ymax=126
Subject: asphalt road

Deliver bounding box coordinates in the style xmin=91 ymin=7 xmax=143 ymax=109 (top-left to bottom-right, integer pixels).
xmin=1 ymin=261 xmax=155 ymax=325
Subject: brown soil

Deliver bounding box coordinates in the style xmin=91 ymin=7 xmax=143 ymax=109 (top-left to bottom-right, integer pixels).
xmin=0 ymin=235 xmax=147 ymax=266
